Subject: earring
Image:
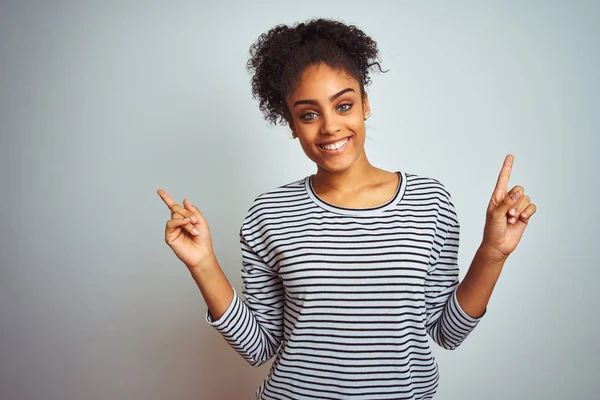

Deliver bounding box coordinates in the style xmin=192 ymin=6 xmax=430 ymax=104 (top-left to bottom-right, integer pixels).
xmin=364 ymin=113 xmax=372 ymax=121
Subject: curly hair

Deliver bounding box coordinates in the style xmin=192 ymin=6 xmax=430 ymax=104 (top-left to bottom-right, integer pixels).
xmin=247 ymin=18 xmax=385 ymax=125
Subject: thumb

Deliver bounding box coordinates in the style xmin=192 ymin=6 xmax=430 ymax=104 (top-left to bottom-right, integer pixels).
xmin=493 ymin=186 xmax=523 ymax=220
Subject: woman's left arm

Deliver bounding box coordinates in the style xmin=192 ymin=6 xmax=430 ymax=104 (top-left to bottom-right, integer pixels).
xmin=456 ymin=154 xmax=538 ymax=318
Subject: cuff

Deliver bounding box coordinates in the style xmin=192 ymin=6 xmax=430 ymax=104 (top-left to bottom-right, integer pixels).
xmin=451 ymin=288 xmax=485 ymax=327
xmin=206 ymin=287 xmax=239 ymax=329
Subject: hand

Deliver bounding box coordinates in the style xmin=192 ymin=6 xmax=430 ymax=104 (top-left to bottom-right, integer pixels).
xmin=481 ymin=154 xmax=537 ymax=262
xmin=157 ymin=189 xmax=215 ymax=270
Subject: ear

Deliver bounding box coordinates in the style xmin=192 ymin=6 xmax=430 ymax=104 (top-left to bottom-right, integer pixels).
xmin=362 ymin=92 xmax=371 ymax=118
xmin=288 ymin=121 xmax=297 ymax=138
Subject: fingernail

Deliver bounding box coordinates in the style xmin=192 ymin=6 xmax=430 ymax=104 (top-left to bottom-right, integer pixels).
xmin=192 ymin=228 xmax=199 ymax=235
xmin=184 ymin=217 xmax=190 ymax=222
xmin=522 ymin=212 xmax=528 ymax=218
xmin=511 ymin=190 xmax=521 ymax=201
xmin=191 ymin=216 xmax=198 ymax=223
xmin=509 ymin=208 xmax=516 ymax=216
xmin=509 ymin=217 xmax=516 ymax=224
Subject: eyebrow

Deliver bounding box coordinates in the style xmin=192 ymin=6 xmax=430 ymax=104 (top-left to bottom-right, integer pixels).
xmin=292 ymin=88 xmax=355 ymax=108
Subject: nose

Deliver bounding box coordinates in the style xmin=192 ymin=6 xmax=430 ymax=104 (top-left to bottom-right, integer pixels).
xmin=320 ymin=111 xmax=341 ymax=136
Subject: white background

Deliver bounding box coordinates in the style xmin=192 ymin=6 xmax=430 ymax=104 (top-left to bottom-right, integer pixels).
xmin=1 ymin=1 xmax=598 ymax=399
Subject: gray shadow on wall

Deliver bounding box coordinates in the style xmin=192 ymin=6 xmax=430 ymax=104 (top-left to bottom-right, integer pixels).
xmin=140 ymin=289 xmax=272 ymax=400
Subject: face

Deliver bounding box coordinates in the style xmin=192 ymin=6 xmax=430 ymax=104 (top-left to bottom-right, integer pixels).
xmin=285 ymin=63 xmax=370 ymax=174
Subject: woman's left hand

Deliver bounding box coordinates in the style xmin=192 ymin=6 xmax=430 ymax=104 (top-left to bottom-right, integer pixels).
xmin=481 ymin=154 xmax=537 ymax=263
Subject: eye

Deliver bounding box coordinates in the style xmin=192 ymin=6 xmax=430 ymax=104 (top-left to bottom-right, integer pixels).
xmin=337 ymin=103 xmax=352 ymax=112
xmin=300 ymin=112 xmax=318 ymax=121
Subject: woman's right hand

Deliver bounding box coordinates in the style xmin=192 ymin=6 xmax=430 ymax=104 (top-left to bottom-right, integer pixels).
xmin=157 ymin=189 xmax=214 ymax=270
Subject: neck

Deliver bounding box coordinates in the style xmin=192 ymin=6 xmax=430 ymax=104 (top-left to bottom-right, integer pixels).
xmin=313 ymin=151 xmax=379 ymax=193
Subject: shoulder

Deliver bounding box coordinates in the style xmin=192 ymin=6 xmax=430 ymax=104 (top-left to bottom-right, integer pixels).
xmin=404 ymin=171 xmax=453 ymax=202
xmin=240 ymin=176 xmax=309 ymax=234
xmin=404 ymin=171 xmax=458 ymax=222
xmin=251 ymin=176 xmax=307 ymax=204
xmin=247 ymin=176 xmax=307 ymax=215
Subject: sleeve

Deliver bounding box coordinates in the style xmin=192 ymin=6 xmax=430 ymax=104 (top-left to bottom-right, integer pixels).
xmin=205 ymin=231 xmax=285 ymax=366
xmin=425 ymin=191 xmax=484 ymax=350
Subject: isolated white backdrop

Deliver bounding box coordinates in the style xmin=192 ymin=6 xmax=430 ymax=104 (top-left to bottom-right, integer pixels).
xmin=1 ymin=1 xmax=598 ymax=399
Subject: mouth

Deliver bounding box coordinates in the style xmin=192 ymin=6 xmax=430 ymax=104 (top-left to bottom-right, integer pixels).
xmin=318 ymin=136 xmax=352 ymax=153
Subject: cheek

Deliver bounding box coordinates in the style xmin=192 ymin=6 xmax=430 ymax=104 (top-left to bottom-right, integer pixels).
xmin=297 ymin=137 xmax=319 ymax=158
xmin=349 ymin=120 xmax=366 ymax=140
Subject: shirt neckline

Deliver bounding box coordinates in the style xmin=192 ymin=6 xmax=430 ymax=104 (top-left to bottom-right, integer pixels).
xmin=305 ymin=171 xmax=406 ymax=216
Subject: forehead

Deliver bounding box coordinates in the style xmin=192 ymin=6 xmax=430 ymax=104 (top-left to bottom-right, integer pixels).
xmin=288 ymin=63 xmax=360 ymax=100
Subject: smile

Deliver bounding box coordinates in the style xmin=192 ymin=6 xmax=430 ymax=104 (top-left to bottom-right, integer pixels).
xmin=318 ymin=136 xmax=351 ymax=153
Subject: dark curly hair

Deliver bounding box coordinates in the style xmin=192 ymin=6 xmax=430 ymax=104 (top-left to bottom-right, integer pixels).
xmin=247 ymin=18 xmax=385 ymax=125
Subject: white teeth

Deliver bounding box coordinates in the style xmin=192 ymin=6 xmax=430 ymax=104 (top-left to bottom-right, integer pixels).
xmin=320 ymin=137 xmax=349 ymax=150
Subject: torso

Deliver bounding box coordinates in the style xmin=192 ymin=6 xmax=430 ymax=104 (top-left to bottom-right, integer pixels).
xmin=238 ymin=171 xmax=457 ymax=399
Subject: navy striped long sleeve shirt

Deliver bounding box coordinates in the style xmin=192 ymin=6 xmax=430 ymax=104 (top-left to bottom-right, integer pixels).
xmin=206 ymin=171 xmax=483 ymax=399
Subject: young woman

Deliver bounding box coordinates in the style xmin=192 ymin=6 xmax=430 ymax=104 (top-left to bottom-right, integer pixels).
xmin=157 ymin=19 xmax=536 ymax=400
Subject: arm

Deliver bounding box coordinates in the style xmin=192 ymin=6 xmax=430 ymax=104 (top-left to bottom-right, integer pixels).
xmin=455 ymin=246 xmax=505 ymax=319
xmin=457 ymin=154 xmax=537 ymax=318
xmin=189 ymin=251 xmax=235 ymax=321
xmin=156 ymin=192 xmax=237 ymax=323
xmin=157 ymin=190 xmax=285 ymax=365
xmin=425 ymin=196 xmax=483 ymax=350
xmin=204 ymin=232 xmax=285 ymax=367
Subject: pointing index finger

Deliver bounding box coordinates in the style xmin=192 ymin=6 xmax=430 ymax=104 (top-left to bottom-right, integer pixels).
xmin=157 ymin=189 xmax=178 ymax=210
xmin=494 ymin=154 xmax=514 ymax=198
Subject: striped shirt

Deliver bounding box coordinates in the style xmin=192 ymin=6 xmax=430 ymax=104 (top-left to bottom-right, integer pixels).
xmin=206 ymin=171 xmax=483 ymax=399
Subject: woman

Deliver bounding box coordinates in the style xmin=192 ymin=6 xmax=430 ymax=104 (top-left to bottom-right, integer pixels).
xmin=157 ymin=19 xmax=536 ymax=399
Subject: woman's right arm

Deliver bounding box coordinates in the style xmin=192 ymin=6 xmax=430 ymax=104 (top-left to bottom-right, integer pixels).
xmin=157 ymin=189 xmax=284 ymax=366
xmin=157 ymin=190 xmax=233 ymax=320
xmin=188 ymin=251 xmax=234 ymax=321
xmin=205 ymin=231 xmax=285 ymax=366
